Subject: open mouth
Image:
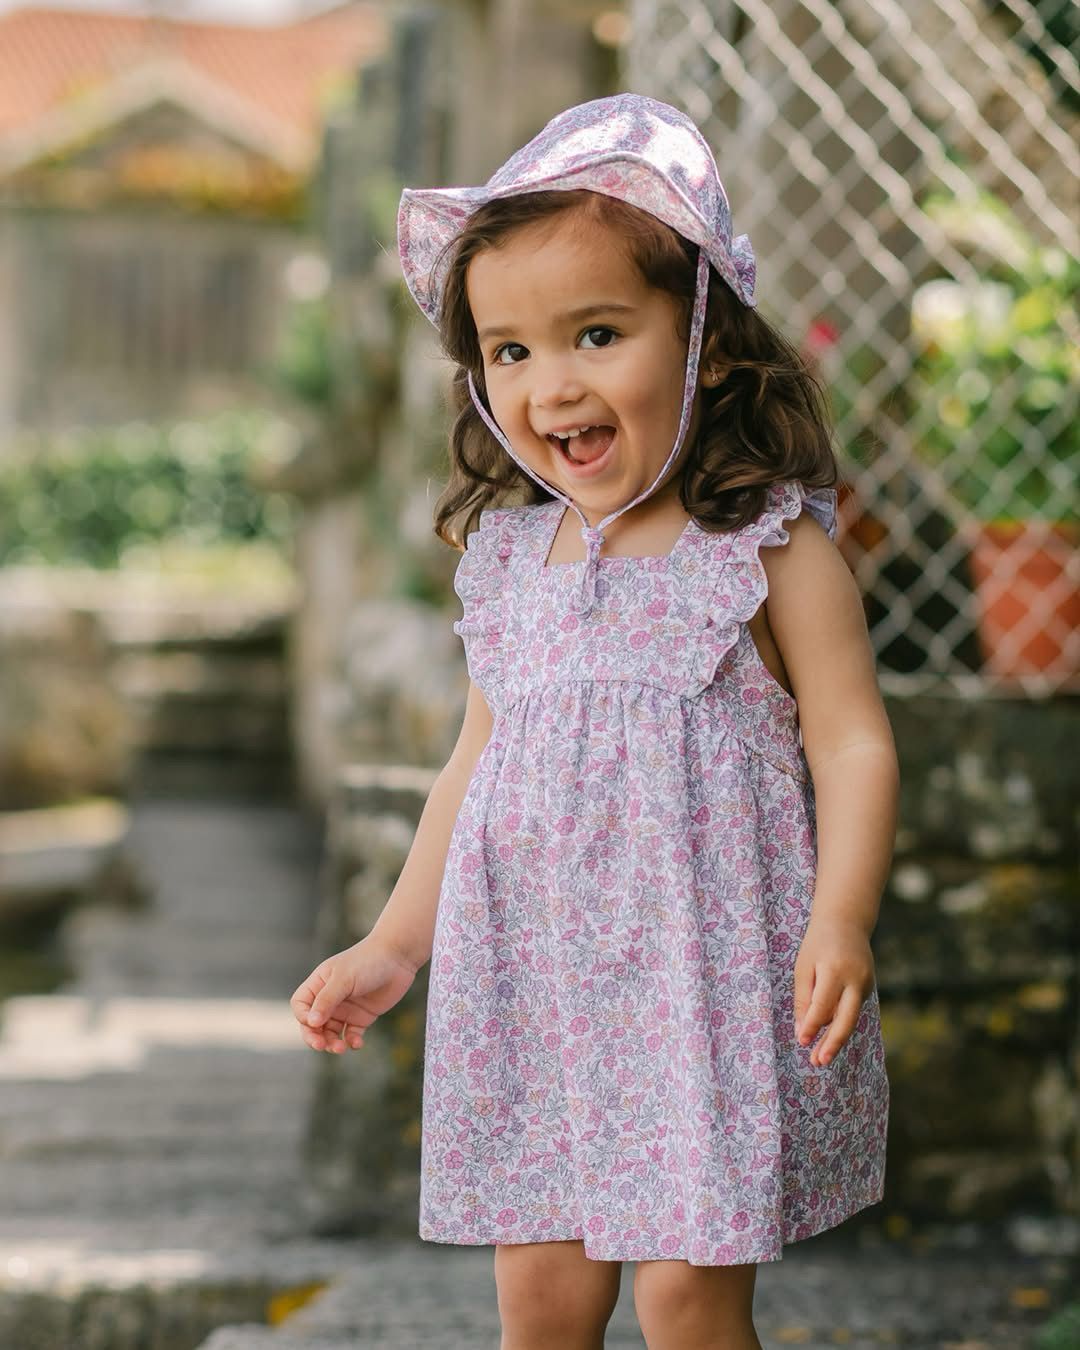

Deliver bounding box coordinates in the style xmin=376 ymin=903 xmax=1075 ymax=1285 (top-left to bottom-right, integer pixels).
xmin=546 ymin=425 xmax=616 ymax=465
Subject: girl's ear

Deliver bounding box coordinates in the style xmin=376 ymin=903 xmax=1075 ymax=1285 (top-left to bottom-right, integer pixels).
xmin=698 ymin=329 xmax=730 ymax=388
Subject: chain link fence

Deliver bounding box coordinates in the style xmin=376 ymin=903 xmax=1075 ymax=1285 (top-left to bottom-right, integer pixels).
xmin=626 ymin=0 xmax=1078 ymax=696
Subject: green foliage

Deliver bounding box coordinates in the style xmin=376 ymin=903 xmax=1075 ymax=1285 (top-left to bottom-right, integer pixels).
xmin=910 ymin=187 xmax=1078 ymax=522
xmin=827 ymin=341 xmax=896 ymax=467
xmin=266 ymin=296 xmax=335 ymax=409
xmin=1035 ymin=1300 xmax=1080 ymax=1350
xmin=0 ymin=409 xmax=301 ymax=569
xmin=989 ymin=0 xmax=1079 ymax=113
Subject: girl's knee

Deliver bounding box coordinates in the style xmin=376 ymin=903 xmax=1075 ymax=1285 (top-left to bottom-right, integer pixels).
xmin=495 ymin=1239 xmax=621 ymax=1336
xmin=634 ymin=1259 xmax=757 ymax=1338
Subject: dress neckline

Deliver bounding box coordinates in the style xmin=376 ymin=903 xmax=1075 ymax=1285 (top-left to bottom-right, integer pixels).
xmin=539 ymin=501 xmax=699 ymax=572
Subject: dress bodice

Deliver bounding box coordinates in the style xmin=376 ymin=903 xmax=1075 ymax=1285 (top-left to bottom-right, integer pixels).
xmin=451 ymin=481 xmax=837 ymax=783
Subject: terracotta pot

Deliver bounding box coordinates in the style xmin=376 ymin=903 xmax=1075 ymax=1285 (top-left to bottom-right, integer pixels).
xmin=965 ymin=520 xmax=1079 ymax=679
xmin=834 ymin=482 xmax=888 ymax=572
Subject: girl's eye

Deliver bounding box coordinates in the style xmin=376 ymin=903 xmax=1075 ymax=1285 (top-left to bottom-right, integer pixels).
xmin=580 ymin=327 xmax=617 ymax=349
xmin=492 ymin=343 xmax=528 ymax=366
xmin=488 ymin=326 xmax=615 ymax=364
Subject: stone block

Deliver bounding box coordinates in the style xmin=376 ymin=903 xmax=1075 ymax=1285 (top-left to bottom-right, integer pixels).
xmin=299 ymin=764 xmax=437 ymax=1237
xmin=337 ymin=599 xmax=465 ymax=769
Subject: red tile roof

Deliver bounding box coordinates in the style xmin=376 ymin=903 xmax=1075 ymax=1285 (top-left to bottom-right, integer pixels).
xmin=0 ymin=4 xmax=387 ymax=160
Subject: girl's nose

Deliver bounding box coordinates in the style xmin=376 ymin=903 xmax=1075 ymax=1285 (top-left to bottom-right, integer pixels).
xmin=528 ymin=355 xmax=586 ymax=410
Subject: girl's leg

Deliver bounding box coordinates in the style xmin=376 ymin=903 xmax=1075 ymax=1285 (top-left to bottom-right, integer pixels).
xmin=633 ymin=1259 xmax=761 ymax=1350
xmin=494 ymin=1238 xmax=623 ymax=1350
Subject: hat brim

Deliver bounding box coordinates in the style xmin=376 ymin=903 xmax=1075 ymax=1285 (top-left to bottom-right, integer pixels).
xmin=397 ymin=153 xmax=753 ymax=326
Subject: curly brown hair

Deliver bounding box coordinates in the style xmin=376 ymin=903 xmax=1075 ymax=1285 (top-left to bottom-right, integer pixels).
xmin=428 ymin=189 xmax=841 ymax=552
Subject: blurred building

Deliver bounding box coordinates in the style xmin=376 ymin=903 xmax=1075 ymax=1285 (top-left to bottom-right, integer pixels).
xmin=0 ymin=2 xmax=387 ymax=434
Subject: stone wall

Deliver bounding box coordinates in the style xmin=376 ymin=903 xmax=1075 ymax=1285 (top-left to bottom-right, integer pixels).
xmin=875 ymin=694 xmax=1078 ymax=1221
xmin=300 ymin=763 xmax=436 ymax=1235
xmin=0 ymin=565 xmax=297 ymax=809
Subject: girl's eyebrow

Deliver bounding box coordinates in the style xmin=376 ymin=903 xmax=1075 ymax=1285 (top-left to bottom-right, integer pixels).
xmin=477 ymin=302 xmax=637 ymax=342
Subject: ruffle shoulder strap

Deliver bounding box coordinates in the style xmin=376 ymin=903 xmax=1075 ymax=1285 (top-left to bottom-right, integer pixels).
xmin=726 ymin=479 xmax=838 ymax=563
xmin=451 ymin=506 xmax=520 ymax=638
xmin=689 ymin=480 xmax=839 ymax=696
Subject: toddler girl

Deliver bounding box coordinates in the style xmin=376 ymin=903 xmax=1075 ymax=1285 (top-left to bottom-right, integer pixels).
xmin=292 ymin=94 xmax=898 ymax=1350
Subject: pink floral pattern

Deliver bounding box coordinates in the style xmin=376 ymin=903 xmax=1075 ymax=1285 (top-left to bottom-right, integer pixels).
xmin=398 ymin=94 xmax=757 ymax=326
xmin=420 ymin=481 xmax=889 ymax=1265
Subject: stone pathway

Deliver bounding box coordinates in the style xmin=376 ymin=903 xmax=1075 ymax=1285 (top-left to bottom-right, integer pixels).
xmin=0 ymin=796 xmax=380 ymax=1349
xmin=0 ymin=795 xmax=1074 ymax=1349
xmin=199 ymin=1226 xmax=1080 ymax=1350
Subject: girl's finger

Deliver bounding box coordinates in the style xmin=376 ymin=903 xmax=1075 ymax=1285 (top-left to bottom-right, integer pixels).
xmin=797 ymin=997 xmax=833 ymax=1045
xmin=327 ymin=1017 xmax=370 ymax=1043
xmin=811 ymin=988 xmax=864 ymax=1065
xmin=300 ymin=1018 xmax=364 ymax=1051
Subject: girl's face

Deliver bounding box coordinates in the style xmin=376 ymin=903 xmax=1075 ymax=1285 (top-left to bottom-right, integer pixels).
xmin=466 ymin=209 xmax=703 ymax=524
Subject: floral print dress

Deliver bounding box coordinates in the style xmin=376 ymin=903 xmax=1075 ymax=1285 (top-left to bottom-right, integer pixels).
xmin=418 ymin=480 xmax=889 ymax=1266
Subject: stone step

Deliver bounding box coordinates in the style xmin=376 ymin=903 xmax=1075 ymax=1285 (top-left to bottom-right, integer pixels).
xmin=0 ymin=796 xmax=336 ymax=1349
xmin=0 ymin=1233 xmax=376 ymax=1350
xmin=57 ymin=912 xmax=318 ymax=999
xmin=0 ymin=567 xmax=296 ymax=773
xmin=0 ymin=994 xmax=307 ymax=1072
xmin=0 ymin=994 xmax=314 ymax=1234
xmin=0 ymin=798 xmax=132 ymax=923
xmin=196 ymin=1230 xmax=1077 ymax=1350
xmin=130 ymin=751 xmax=297 ymax=801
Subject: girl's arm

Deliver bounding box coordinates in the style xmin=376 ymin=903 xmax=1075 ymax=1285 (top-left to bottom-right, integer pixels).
xmin=760 ymin=510 xmax=900 ymax=1068
xmin=292 ymin=682 xmax=493 ymax=1052
xmin=368 ymin=678 xmax=494 ymax=972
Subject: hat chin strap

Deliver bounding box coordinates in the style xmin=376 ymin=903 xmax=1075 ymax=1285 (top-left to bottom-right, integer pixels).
xmin=467 ymin=249 xmax=710 ymax=616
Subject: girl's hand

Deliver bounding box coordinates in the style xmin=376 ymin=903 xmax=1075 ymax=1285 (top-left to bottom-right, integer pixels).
xmin=792 ymin=914 xmax=877 ymax=1068
xmin=290 ymin=936 xmax=418 ymax=1054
